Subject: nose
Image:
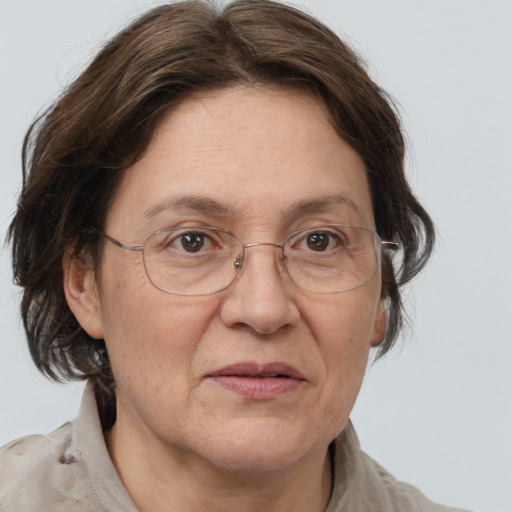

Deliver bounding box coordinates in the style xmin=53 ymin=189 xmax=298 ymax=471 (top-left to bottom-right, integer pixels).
xmin=219 ymin=243 xmax=300 ymax=335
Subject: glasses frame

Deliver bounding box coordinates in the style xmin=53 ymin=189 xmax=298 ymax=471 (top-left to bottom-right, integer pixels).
xmin=91 ymin=225 xmax=399 ymax=296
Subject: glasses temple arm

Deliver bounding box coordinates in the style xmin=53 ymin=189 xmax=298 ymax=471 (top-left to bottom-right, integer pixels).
xmin=381 ymin=241 xmax=399 ymax=251
xmin=89 ymin=227 xmax=143 ymax=252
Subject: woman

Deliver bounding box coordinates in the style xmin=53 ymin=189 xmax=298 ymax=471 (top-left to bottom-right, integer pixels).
xmin=1 ymin=1 xmax=469 ymax=511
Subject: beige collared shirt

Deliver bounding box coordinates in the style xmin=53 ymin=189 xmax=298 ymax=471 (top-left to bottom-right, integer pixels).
xmin=0 ymin=383 xmax=470 ymax=512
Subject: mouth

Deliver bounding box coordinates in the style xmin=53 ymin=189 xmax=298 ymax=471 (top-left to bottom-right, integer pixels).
xmin=240 ymin=374 xmax=289 ymax=378
xmin=208 ymin=362 xmax=305 ymax=380
xmin=206 ymin=362 xmax=305 ymax=399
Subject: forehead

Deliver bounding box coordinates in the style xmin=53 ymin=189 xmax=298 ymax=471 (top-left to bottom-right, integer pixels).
xmin=107 ymin=86 xmax=374 ymax=236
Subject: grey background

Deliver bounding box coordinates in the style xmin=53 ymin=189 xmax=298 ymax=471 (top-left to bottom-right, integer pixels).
xmin=1 ymin=1 xmax=511 ymax=511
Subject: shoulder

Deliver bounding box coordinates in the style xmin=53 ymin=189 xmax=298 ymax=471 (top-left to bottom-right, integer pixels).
xmin=360 ymin=451 xmax=471 ymax=512
xmin=0 ymin=423 xmax=100 ymax=512
xmin=328 ymin=422 xmax=472 ymax=512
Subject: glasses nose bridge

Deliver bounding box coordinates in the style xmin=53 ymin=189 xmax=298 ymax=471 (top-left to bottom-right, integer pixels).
xmin=243 ymin=241 xmax=285 ymax=263
xmin=243 ymin=241 xmax=283 ymax=250
xmin=234 ymin=241 xmax=285 ymax=271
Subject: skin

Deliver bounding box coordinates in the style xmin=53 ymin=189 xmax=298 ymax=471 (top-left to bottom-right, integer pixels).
xmin=65 ymin=86 xmax=387 ymax=512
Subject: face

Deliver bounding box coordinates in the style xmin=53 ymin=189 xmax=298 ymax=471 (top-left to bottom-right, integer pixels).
xmin=69 ymin=87 xmax=386 ymax=475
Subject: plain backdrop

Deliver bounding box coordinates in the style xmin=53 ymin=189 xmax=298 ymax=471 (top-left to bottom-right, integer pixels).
xmin=1 ymin=1 xmax=511 ymax=511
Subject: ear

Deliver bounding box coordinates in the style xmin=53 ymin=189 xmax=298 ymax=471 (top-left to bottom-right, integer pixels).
xmin=370 ymin=301 xmax=387 ymax=347
xmin=63 ymin=250 xmax=104 ymax=339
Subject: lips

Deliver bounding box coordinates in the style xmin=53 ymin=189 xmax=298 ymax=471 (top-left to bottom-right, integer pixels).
xmin=207 ymin=362 xmax=305 ymax=399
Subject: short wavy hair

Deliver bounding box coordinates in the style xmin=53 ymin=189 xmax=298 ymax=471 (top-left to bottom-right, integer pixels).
xmin=8 ymin=0 xmax=434 ymax=422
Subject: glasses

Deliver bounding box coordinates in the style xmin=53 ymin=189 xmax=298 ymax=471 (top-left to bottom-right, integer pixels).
xmin=95 ymin=225 xmax=398 ymax=296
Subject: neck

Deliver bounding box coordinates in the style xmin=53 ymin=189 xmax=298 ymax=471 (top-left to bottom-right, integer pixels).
xmin=106 ymin=420 xmax=333 ymax=512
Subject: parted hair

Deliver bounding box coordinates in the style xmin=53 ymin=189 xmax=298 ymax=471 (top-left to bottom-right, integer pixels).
xmin=8 ymin=0 xmax=434 ymax=423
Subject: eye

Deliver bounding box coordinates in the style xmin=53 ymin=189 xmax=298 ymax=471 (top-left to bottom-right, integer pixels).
xmin=305 ymin=231 xmax=340 ymax=252
xmin=156 ymin=229 xmax=220 ymax=254
xmin=180 ymin=232 xmax=206 ymax=253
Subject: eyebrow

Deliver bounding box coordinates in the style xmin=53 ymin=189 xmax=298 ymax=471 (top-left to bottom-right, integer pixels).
xmin=281 ymin=194 xmax=366 ymax=222
xmin=142 ymin=193 xmax=366 ymax=223
xmin=143 ymin=195 xmax=236 ymax=220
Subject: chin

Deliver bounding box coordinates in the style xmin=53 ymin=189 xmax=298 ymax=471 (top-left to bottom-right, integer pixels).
xmin=194 ymin=418 xmax=328 ymax=474
xmin=208 ymin=445 xmax=308 ymax=474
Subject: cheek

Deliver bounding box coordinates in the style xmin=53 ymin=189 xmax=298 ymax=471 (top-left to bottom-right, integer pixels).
xmin=318 ymin=304 xmax=374 ymax=434
xmin=97 ymin=256 xmax=220 ymax=388
xmin=305 ymin=292 xmax=378 ymax=352
xmin=302 ymin=289 xmax=379 ymax=399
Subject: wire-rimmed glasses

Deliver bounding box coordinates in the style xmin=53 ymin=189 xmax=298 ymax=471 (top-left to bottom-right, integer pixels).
xmin=94 ymin=225 xmax=398 ymax=296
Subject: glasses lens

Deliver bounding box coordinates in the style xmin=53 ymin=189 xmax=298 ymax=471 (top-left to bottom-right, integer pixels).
xmin=141 ymin=225 xmax=380 ymax=296
xmin=283 ymin=226 xmax=380 ymax=293
xmin=143 ymin=227 xmax=243 ymax=295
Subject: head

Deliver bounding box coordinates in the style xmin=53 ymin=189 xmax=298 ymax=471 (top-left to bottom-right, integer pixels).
xmin=9 ymin=0 xmax=434 ymax=434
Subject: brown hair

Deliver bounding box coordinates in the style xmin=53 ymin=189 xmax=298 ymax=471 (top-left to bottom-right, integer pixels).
xmin=8 ymin=0 xmax=434 ymax=422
